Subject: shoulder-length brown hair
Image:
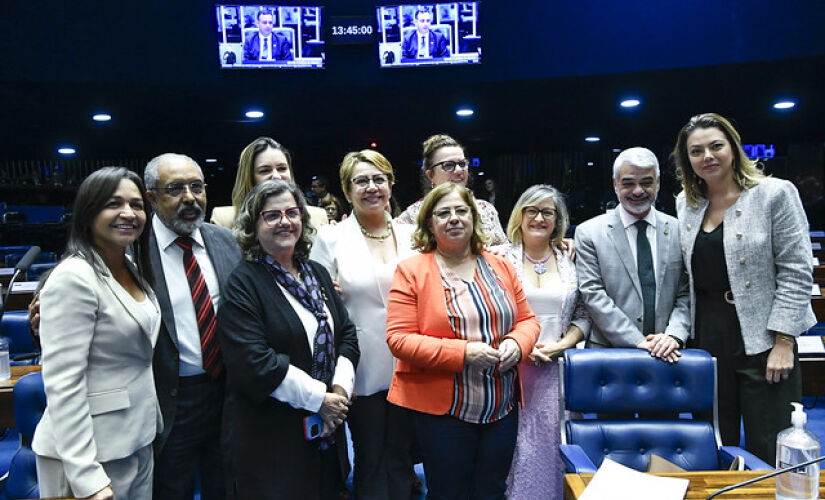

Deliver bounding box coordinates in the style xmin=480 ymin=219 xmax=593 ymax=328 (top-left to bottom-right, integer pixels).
xmin=412 ymin=183 xmax=488 ymax=254
xmin=673 ymin=113 xmax=764 ymax=205
xmin=233 ymin=179 xmax=315 ymax=262
xmin=232 ymin=137 xmax=294 ymax=210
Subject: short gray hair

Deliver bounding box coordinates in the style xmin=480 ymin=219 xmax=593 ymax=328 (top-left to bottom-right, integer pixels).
xmin=612 ymin=147 xmax=659 ymax=180
xmin=507 ymin=184 xmax=569 ymax=245
xmin=233 ymin=179 xmax=315 ymax=262
xmin=144 ymin=153 xmax=203 ymax=190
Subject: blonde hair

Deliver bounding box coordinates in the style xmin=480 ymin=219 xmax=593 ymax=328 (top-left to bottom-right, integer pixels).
xmin=411 ymin=183 xmax=488 ymax=253
xmin=338 ymin=149 xmax=395 ymax=201
xmin=507 ymin=184 xmax=569 ymax=245
xmin=232 ymin=137 xmax=293 ymax=209
xmin=673 ymin=113 xmax=764 ymax=205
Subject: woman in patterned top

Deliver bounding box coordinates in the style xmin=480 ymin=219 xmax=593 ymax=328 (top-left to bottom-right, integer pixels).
xmin=395 ymin=134 xmax=508 ymax=246
xmin=386 ymin=183 xmax=539 ymax=499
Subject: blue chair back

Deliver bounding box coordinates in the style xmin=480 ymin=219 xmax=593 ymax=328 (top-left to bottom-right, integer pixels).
xmin=562 ymin=348 xmax=721 ymax=471
xmin=0 ymin=311 xmax=36 ymax=358
xmin=4 ymin=372 xmax=45 ymax=500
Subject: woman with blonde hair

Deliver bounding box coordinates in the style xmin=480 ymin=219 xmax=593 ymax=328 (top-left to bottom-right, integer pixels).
xmin=673 ymin=112 xmax=815 ymax=462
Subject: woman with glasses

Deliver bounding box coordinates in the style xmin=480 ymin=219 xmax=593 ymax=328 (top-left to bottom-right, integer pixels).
xmin=673 ymin=113 xmax=815 ymax=463
xmin=216 ymin=179 xmax=360 ymax=498
xmin=495 ymin=185 xmax=589 ymax=499
xmin=310 ymin=150 xmax=417 ymax=499
xmin=396 ymin=134 xmax=507 ymax=245
xmin=33 ymin=167 xmax=160 ymax=500
xmin=210 ymin=136 xmax=328 ymax=229
xmin=387 ymin=183 xmax=539 ymax=499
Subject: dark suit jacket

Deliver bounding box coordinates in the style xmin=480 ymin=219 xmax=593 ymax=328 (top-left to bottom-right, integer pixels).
xmin=216 ymin=259 xmax=360 ymax=499
xmin=242 ymin=31 xmax=293 ymax=62
xmin=150 ymin=221 xmax=241 ymax=455
xmin=401 ymin=29 xmax=449 ymax=59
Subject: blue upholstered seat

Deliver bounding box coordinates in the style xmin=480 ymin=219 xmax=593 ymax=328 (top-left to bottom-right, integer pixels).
xmin=3 ymin=372 xmax=46 ymax=500
xmin=559 ymin=348 xmax=772 ymax=473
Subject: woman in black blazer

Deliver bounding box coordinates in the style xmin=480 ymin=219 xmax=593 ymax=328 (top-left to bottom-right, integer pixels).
xmin=217 ymin=179 xmax=359 ymax=499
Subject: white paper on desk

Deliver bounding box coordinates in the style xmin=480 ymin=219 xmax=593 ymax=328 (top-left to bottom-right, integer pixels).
xmin=10 ymin=281 xmax=38 ymax=293
xmin=798 ymin=336 xmax=825 ymax=354
xmin=813 ymin=284 xmax=822 ymax=297
xmin=579 ymin=458 xmax=689 ymax=500
xmin=814 ymin=257 xmax=821 ymax=267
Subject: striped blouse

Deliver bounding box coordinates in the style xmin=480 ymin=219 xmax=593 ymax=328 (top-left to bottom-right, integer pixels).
xmin=439 ymin=254 xmax=517 ymax=424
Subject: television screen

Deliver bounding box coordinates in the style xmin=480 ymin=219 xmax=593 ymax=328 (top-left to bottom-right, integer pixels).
xmin=216 ymin=5 xmax=325 ymax=69
xmin=376 ymin=3 xmax=480 ymax=68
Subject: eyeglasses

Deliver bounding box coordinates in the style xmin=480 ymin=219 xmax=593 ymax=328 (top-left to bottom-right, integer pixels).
xmin=431 ymin=159 xmax=469 ymax=172
xmin=152 ymin=181 xmax=206 ymax=197
xmin=523 ymin=206 xmax=557 ymax=220
xmin=260 ymin=207 xmax=302 ymax=226
xmin=432 ymin=205 xmax=472 ymax=220
xmin=351 ymin=174 xmax=389 ymax=189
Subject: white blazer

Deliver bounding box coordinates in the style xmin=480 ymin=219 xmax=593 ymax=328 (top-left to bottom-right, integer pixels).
xmin=310 ymin=215 xmax=416 ymax=396
xmin=32 ymin=256 xmax=161 ymax=498
xmin=677 ymin=177 xmax=816 ymax=354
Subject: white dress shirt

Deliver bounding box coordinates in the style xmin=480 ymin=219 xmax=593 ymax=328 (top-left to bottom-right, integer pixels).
xmin=617 ymin=204 xmax=659 ymax=279
xmin=153 ymin=220 xmax=221 ymax=376
xmin=270 ymin=282 xmax=355 ymax=413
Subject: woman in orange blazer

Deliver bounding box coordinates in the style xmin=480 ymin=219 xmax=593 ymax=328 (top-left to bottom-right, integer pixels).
xmin=386 ymin=183 xmax=539 ymax=500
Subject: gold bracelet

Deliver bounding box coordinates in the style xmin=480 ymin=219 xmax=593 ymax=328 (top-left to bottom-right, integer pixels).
xmin=775 ymin=334 xmax=795 ymax=345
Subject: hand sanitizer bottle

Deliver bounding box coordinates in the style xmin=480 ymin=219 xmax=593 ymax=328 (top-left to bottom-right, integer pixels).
xmin=776 ymin=402 xmax=820 ymax=500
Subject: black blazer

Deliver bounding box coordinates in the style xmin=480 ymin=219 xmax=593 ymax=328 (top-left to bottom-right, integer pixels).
xmin=217 ymin=258 xmax=360 ymax=500
xmin=150 ymin=221 xmax=241 ymax=454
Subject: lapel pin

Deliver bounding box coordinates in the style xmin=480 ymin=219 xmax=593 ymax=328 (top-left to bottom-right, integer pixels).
xmin=664 ymin=228 xmax=669 ymax=235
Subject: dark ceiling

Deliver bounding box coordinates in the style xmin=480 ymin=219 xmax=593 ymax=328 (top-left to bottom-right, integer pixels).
xmin=1 ymin=0 xmax=824 ymax=205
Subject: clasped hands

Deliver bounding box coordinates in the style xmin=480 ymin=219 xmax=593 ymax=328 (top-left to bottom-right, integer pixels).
xmin=318 ymin=384 xmax=350 ymax=437
xmin=636 ymin=333 xmax=681 ymax=363
xmin=465 ymin=338 xmax=521 ymax=372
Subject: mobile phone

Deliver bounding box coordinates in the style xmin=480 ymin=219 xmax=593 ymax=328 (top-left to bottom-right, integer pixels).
xmin=303 ymin=414 xmax=323 ymax=440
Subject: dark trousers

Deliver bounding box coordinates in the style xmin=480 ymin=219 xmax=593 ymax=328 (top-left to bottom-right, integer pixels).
xmin=696 ymin=347 xmax=802 ymax=464
xmin=153 ymin=374 xmax=226 ymax=500
xmin=413 ymin=409 xmax=518 ymax=500
xmin=347 ymin=391 xmax=415 ymax=500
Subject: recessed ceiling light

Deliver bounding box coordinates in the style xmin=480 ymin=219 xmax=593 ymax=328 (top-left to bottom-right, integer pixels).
xmin=773 ymin=100 xmax=796 ymax=110
xmin=456 ymin=108 xmax=474 ymax=117
xmin=587 ymin=162 xmax=594 ymax=166
xmin=92 ymin=113 xmax=112 ymax=122
xmin=620 ymin=99 xmax=640 ymax=108
xmin=205 ymin=158 xmax=217 ymax=163
xmin=57 ymin=147 xmax=76 ymax=155
xmin=585 ymin=136 xmax=600 ymax=143
xmin=612 ymin=148 xmax=622 ymax=153
xmin=245 ymin=110 xmax=264 ymax=119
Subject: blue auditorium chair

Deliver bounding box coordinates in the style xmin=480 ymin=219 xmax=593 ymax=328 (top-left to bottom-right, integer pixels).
xmin=559 ymin=348 xmax=772 ymax=473
xmin=0 ymin=312 xmax=39 ymax=365
xmin=2 ymin=372 xmax=45 ymax=500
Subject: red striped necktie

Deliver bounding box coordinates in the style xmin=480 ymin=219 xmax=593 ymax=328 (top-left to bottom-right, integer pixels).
xmin=174 ymin=236 xmax=223 ymax=378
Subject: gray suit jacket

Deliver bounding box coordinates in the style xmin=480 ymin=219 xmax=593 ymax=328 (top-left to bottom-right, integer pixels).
xmin=676 ymin=177 xmax=816 ymax=355
xmin=574 ymin=208 xmax=691 ymax=347
xmin=150 ymin=220 xmax=241 ymax=454
xmin=32 ymin=256 xmax=161 ymax=498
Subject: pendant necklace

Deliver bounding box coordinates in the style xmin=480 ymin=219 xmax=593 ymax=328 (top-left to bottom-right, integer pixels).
xmin=523 ymin=249 xmax=552 ymax=275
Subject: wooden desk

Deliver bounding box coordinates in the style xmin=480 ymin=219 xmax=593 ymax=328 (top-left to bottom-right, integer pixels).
xmin=565 ymin=470 xmax=825 ymax=499
xmin=0 ymin=365 xmax=42 ymax=428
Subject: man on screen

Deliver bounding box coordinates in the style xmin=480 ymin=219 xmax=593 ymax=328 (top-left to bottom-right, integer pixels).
xmin=401 ymin=8 xmax=449 ymax=60
xmin=243 ymin=9 xmax=293 ymax=62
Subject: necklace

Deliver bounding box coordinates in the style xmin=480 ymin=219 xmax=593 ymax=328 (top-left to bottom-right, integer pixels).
xmin=523 ymin=249 xmax=552 ymax=275
xmin=358 ymin=212 xmax=393 ymax=240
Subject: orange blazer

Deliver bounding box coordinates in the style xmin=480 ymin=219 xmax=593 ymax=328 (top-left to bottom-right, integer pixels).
xmin=386 ymin=250 xmax=540 ymax=415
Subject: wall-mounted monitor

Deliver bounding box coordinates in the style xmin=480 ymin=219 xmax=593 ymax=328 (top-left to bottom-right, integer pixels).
xmin=216 ymin=5 xmax=325 ymax=69
xmin=376 ymin=3 xmax=480 ymax=68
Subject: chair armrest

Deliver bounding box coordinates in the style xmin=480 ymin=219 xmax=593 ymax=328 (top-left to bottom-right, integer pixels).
xmin=719 ymin=446 xmax=773 ymax=470
xmin=560 ymin=444 xmax=598 ymax=473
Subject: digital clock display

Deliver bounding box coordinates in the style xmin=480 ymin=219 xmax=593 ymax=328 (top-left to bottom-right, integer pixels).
xmin=329 ymin=16 xmax=375 ymax=45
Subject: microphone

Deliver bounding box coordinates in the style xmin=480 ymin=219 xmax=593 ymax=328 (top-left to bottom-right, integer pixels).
xmin=706 ymin=454 xmax=825 ymax=499
xmin=14 ymin=246 xmax=41 ymax=273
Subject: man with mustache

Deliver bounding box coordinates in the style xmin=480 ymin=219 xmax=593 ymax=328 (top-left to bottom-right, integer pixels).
xmin=145 ymin=153 xmax=240 ymax=499
xmin=574 ymin=147 xmax=690 ymax=362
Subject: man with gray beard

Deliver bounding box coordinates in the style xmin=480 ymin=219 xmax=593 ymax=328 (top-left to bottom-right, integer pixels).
xmin=145 ymin=153 xmax=240 ymax=499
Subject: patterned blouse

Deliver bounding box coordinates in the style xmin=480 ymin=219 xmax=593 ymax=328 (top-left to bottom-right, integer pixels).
xmin=438 ymin=255 xmax=517 ymax=424
xmin=395 ymin=197 xmax=508 ymax=246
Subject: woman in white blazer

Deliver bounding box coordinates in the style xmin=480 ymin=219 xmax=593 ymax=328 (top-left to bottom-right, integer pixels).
xmin=33 ymin=167 xmax=161 ymax=500
xmin=673 ymin=113 xmax=816 ymax=463
xmin=310 ymin=150 xmax=417 ymax=500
